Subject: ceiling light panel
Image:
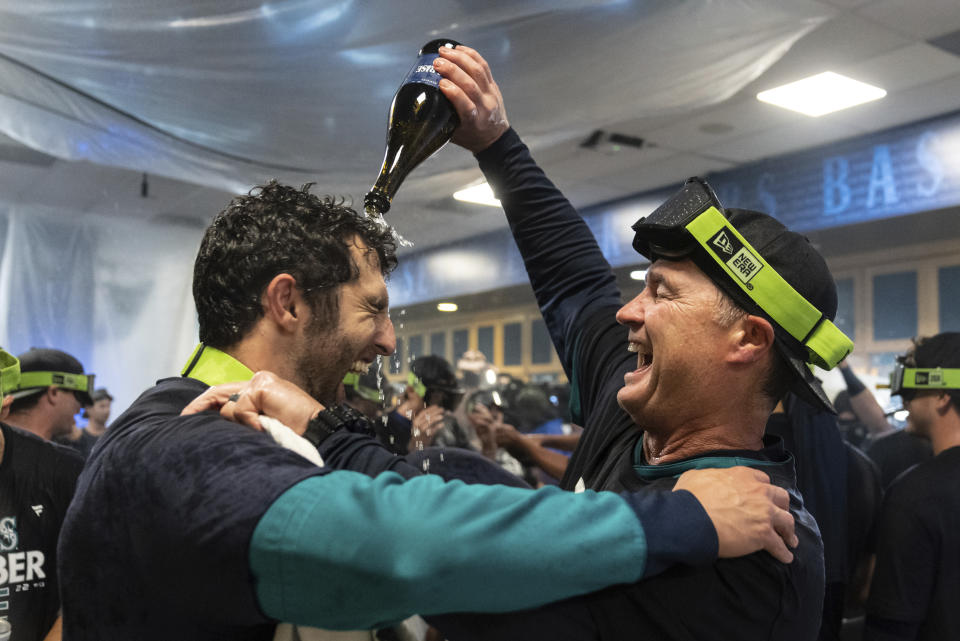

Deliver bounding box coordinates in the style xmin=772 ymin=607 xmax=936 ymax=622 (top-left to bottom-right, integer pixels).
xmin=756 ymin=71 xmax=886 ymax=117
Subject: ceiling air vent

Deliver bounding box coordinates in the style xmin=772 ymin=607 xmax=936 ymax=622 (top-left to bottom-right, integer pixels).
xmin=579 ymin=129 xmax=645 ymax=154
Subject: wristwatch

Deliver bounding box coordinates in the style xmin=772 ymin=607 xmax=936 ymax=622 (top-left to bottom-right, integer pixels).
xmin=302 ymin=405 xmax=372 ymax=448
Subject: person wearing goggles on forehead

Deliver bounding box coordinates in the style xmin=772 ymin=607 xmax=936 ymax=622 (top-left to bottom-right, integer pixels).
xmin=5 ymin=347 xmax=95 ymax=443
xmin=865 ymin=332 xmax=960 ymax=641
xmin=431 ymin=45 xmax=856 ymax=640
xmin=0 ymin=348 xmax=84 ymax=641
xmin=380 ymin=355 xmax=469 ymax=455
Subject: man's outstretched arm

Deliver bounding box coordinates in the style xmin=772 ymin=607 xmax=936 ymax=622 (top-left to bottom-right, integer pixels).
xmin=186 ymin=376 xmax=798 ymax=631
xmin=435 ymin=46 xmax=623 ymax=383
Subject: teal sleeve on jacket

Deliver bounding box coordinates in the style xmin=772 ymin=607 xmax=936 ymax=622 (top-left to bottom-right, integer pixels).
xmin=249 ymin=470 xmax=647 ymax=630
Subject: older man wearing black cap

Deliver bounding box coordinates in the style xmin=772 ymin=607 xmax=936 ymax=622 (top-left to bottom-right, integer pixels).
xmin=428 ymin=45 xmax=855 ymax=640
xmin=865 ymin=332 xmax=960 ymax=641
xmin=5 ymin=348 xmax=95 ymax=443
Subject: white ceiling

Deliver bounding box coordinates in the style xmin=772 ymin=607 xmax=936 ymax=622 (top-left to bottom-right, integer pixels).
xmin=1 ymin=0 xmax=959 ymax=253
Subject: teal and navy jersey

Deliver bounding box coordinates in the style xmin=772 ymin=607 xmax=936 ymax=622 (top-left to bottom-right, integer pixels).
xmin=0 ymin=422 xmax=83 ymax=641
xmin=432 ymin=437 xmax=826 ymax=641
xmin=462 ymin=128 xmax=826 ymax=639
xmin=59 ymin=374 xmax=719 ymax=640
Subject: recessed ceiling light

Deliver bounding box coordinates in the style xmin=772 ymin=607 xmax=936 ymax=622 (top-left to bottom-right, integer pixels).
xmin=630 ymin=270 xmax=647 ymax=281
xmin=756 ymin=71 xmax=886 ymax=117
xmin=453 ymin=182 xmax=501 ymax=207
xmin=437 ymin=302 xmax=458 ymax=312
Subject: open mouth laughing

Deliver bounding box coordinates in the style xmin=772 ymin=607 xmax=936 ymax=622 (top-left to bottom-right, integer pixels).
xmin=627 ymin=341 xmax=653 ymax=371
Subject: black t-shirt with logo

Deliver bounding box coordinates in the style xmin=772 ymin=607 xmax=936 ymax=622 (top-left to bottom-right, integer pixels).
xmin=865 ymin=446 xmax=960 ymax=640
xmin=0 ymin=422 xmax=83 ymax=641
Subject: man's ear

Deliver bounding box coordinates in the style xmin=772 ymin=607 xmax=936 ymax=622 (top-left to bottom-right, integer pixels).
xmin=44 ymin=386 xmax=60 ymax=406
xmin=727 ymin=315 xmax=776 ymax=364
xmin=1 ymin=394 xmax=11 ymax=421
xmin=262 ymin=273 xmax=302 ymax=333
xmin=935 ymin=391 xmax=954 ymax=414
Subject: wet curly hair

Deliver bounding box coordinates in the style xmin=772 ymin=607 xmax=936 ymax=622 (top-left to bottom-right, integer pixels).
xmin=193 ymin=181 xmax=398 ymax=349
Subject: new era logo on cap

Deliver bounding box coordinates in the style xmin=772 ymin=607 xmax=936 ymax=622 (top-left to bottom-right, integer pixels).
xmin=914 ymin=370 xmax=944 ymax=386
xmin=711 ymin=230 xmax=735 ymax=256
xmin=708 ymin=227 xmax=764 ymax=286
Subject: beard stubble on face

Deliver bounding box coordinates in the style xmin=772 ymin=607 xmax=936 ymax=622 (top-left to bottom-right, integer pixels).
xmin=293 ymin=316 xmax=347 ymax=407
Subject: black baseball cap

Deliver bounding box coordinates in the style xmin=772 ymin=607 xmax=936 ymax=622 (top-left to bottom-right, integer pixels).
xmin=91 ymin=388 xmax=114 ymax=403
xmin=409 ymin=355 xmax=464 ymax=411
xmin=912 ymin=332 xmax=960 ymax=373
xmin=631 ymin=178 xmax=852 ymax=413
xmin=11 ymin=347 xmax=95 ymax=406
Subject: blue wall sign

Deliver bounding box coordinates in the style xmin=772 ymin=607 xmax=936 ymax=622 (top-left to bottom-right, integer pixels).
xmin=391 ymin=110 xmax=960 ymax=307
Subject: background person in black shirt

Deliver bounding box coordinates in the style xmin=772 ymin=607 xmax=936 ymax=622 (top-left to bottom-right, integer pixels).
xmin=0 ymin=348 xmax=84 ymax=641
xmin=57 ymin=387 xmax=113 ymax=459
xmin=865 ymin=332 xmax=960 ymax=641
xmin=865 ymin=421 xmax=933 ymax=490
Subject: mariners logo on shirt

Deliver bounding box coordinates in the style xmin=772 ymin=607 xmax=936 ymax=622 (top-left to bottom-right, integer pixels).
xmin=0 ymin=518 xmax=16 ymax=552
xmin=0 ymin=516 xmax=48 ymax=588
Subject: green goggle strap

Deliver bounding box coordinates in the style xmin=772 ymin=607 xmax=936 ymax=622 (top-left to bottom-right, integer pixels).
xmin=16 ymin=370 xmax=94 ymax=394
xmin=0 ymin=350 xmax=20 ymax=396
xmin=892 ymin=367 xmax=960 ymax=392
xmin=343 ymin=372 xmax=383 ymax=403
xmin=686 ymin=207 xmax=853 ymax=370
xmin=406 ymin=372 xmax=427 ymax=398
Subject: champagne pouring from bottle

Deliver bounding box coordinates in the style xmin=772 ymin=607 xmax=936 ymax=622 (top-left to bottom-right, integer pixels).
xmin=364 ymin=39 xmax=461 ymax=217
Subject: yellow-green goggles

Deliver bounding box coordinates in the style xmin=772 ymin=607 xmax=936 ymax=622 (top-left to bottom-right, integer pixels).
xmin=0 ymin=349 xmax=20 ymax=396
xmin=16 ymin=370 xmax=95 ymax=396
xmin=890 ymin=364 xmax=960 ymax=398
xmin=343 ymin=371 xmax=384 ymax=404
xmin=631 ymin=178 xmax=853 ymax=370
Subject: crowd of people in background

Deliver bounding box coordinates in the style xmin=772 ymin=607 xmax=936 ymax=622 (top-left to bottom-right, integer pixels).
xmin=348 ymin=339 xmax=949 ymax=641
xmin=1 ymin=323 xmax=956 ymax=641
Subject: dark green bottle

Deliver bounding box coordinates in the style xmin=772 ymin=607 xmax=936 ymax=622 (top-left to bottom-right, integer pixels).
xmin=365 ymin=39 xmax=461 ymax=216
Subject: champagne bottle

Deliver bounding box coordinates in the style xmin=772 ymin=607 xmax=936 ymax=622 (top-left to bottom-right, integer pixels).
xmin=365 ymin=39 xmax=461 ymax=216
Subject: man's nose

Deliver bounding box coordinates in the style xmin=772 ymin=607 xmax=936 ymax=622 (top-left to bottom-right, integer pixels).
xmin=616 ymin=293 xmax=645 ymax=327
xmin=376 ymin=317 xmax=397 ymax=356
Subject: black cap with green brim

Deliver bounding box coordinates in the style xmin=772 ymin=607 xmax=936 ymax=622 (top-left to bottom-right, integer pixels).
xmin=630 ymin=177 xmax=853 ymax=413
xmin=890 ymin=332 xmax=960 ymax=397
xmin=10 ymin=347 xmax=95 ymax=405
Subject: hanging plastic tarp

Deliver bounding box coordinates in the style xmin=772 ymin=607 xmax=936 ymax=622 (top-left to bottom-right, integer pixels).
xmin=0 ymin=1 xmax=833 ymax=411
xmin=0 ymin=0 xmax=831 ymax=200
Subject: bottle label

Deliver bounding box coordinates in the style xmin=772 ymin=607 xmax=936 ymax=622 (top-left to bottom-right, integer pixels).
xmin=401 ymin=53 xmax=442 ymax=89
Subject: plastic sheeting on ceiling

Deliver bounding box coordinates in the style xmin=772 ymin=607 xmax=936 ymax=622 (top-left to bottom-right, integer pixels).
xmin=0 ymin=0 xmax=830 ymax=207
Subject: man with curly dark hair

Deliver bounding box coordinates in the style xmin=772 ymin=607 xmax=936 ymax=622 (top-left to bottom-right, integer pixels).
xmin=59 ymin=180 xmax=800 ymax=640
xmin=192 ymin=181 xmax=398 ymax=403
